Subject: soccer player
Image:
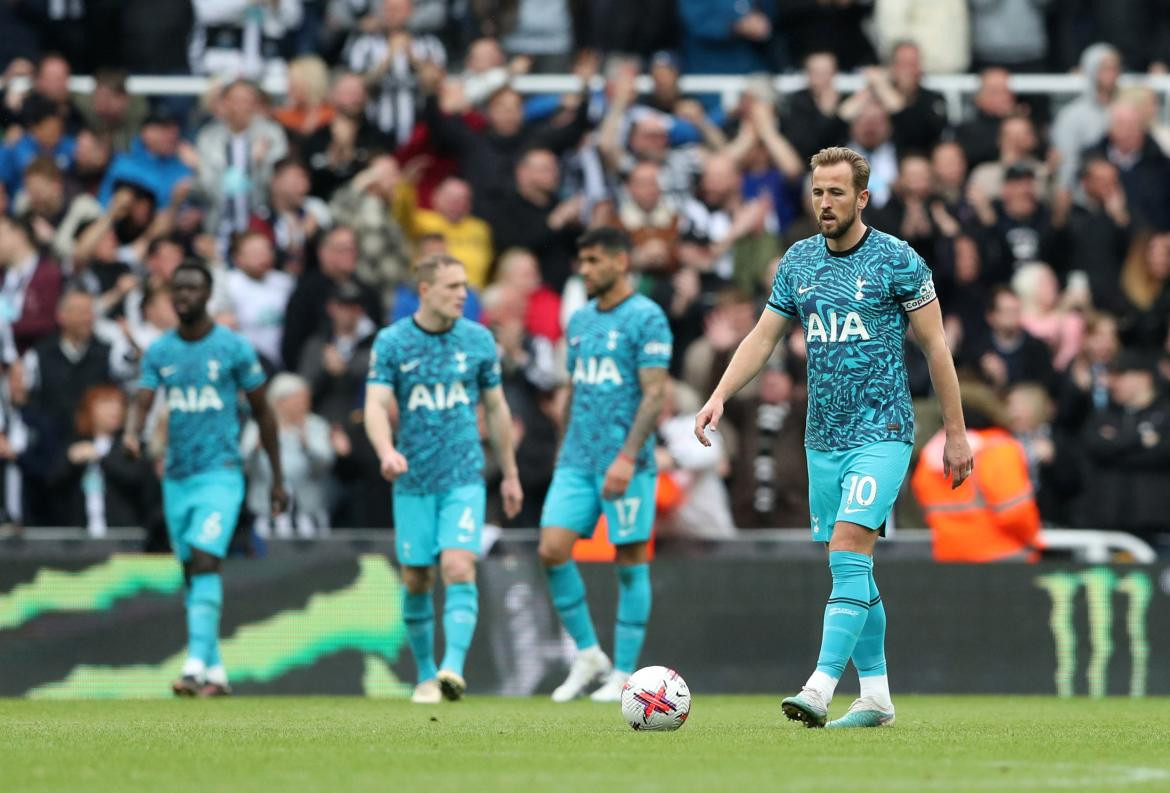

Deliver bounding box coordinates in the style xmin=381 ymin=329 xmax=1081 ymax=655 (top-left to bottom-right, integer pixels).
xmin=695 ymin=147 xmax=973 ymax=728
xmin=364 ymin=254 xmax=523 ymax=704
xmin=124 ymin=261 xmax=287 ymax=698
xmin=539 ymin=227 xmax=672 ymax=703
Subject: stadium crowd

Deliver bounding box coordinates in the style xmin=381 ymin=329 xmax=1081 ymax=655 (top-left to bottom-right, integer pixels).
xmin=0 ymin=1 xmax=1168 ymax=554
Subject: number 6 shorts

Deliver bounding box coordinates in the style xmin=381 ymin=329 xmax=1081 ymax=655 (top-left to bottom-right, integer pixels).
xmin=393 ymin=482 xmax=486 ymax=566
xmin=540 ymin=467 xmax=657 ymax=546
xmin=806 ymin=440 xmax=913 ymax=542
xmin=163 ymin=469 xmax=246 ymax=561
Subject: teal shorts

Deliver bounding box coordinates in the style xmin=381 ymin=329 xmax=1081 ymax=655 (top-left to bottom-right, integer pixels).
xmin=392 ymin=482 xmax=486 ymax=567
xmin=806 ymin=441 xmax=912 ymax=542
xmin=540 ymin=467 xmax=657 ymax=545
xmin=163 ymin=469 xmax=245 ymax=561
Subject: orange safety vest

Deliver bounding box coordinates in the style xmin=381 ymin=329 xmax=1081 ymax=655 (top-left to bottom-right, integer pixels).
xmin=910 ymin=428 xmax=1042 ymax=563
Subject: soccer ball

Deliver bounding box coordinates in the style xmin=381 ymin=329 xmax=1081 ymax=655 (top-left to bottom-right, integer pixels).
xmin=620 ymin=666 xmax=691 ymax=731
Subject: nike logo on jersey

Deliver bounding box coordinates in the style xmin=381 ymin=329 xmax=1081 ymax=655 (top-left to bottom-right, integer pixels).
xmin=399 ymin=360 xmax=421 ymax=373
xmin=798 ymin=285 xmax=816 ymax=295
xmin=843 ymin=506 xmax=867 ymax=515
xmin=159 ymin=365 xmax=177 ymax=378
xmin=569 ymin=337 xmax=581 ymax=346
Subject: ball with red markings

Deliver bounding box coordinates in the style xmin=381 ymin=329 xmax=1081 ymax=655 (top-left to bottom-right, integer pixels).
xmin=620 ymin=666 xmax=691 ymax=731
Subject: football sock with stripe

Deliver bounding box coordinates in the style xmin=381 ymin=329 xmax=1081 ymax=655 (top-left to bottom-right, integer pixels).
xmin=439 ymin=582 xmax=478 ymax=677
xmin=810 ymin=551 xmax=874 ymax=703
xmin=545 ymin=561 xmax=599 ymax=651
xmin=403 ymin=591 xmax=438 ymax=683
xmin=188 ymin=573 xmax=222 ymax=672
xmin=614 ymin=563 xmax=651 ymax=675
xmin=852 ymin=567 xmax=892 ymax=707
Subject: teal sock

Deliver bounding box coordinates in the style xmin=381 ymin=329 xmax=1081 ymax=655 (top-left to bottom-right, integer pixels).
xmin=439 ymin=582 xmax=478 ymax=676
xmin=188 ymin=573 xmax=222 ymax=668
xmin=851 ymin=569 xmax=887 ymax=678
xmin=815 ymin=551 xmax=873 ymax=679
xmin=614 ymin=564 xmax=651 ymax=675
xmin=545 ymin=561 xmax=599 ymax=650
xmin=403 ymin=591 xmax=438 ymax=683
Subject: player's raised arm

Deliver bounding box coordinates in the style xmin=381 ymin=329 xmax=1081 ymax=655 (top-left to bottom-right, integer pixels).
xmin=363 ymin=382 xmax=408 ymax=481
xmin=480 ymin=385 xmax=523 ymax=518
xmin=694 ymin=308 xmax=789 ymax=446
xmin=245 ymin=383 xmax=288 ymax=516
xmin=907 ymin=299 xmax=973 ymax=488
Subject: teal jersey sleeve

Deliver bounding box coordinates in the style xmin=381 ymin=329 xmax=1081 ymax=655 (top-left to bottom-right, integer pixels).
xmin=476 ymin=325 xmax=502 ymax=390
xmin=767 ymin=255 xmax=797 ymax=318
xmin=636 ymin=301 xmax=673 ymax=369
xmin=138 ymin=339 xmax=161 ymax=391
xmin=233 ymin=335 xmax=267 ymax=392
xmin=891 ymin=242 xmax=937 ymax=312
xmin=366 ymin=329 xmax=397 ymax=387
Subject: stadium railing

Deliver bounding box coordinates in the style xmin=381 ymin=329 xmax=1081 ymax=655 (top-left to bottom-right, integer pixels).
xmin=6 ymin=73 xmax=1170 ymax=125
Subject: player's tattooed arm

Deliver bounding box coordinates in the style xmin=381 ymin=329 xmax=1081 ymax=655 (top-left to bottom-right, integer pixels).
xmin=604 ymin=367 xmax=669 ymax=499
xmin=246 ymin=384 xmax=289 ymax=516
xmin=121 ymin=387 xmax=156 ymax=458
xmin=907 ymin=299 xmax=974 ymax=489
xmin=695 ymin=308 xmax=789 ymax=446
xmin=481 ymin=385 xmax=524 ymax=519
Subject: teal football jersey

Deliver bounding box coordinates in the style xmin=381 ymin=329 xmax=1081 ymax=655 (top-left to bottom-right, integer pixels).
xmin=559 ymin=293 xmax=673 ymax=474
xmin=139 ymin=325 xmax=266 ymax=480
xmin=367 ymin=317 xmax=501 ymax=494
xmin=767 ymin=227 xmax=937 ymax=452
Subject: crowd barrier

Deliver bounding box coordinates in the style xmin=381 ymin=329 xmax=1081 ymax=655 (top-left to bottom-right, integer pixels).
xmin=2 ymin=542 xmax=1166 ymax=698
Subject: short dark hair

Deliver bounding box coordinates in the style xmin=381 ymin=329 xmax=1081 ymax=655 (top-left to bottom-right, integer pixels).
xmin=987 ymin=284 xmax=1018 ymax=311
xmin=576 ymin=226 xmax=632 ymax=255
xmin=273 ymin=156 xmax=308 ymax=176
xmin=173 ymin=259 xmax=214 ymax=289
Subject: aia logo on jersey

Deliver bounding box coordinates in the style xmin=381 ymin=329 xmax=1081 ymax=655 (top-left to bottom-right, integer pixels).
xmin=167 ymin=386 xmax=225 ymax=413
xmin=406 ymin=382 xmax=471 ymax=411
xmin=805 ymin=310 xmax=871 ymax=343
xmin=572 ymin=356 xmax=623 ymax=386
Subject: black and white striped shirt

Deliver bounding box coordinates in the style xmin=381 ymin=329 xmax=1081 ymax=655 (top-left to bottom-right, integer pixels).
xmin=344 ymin=32 xmax=446 ymax=146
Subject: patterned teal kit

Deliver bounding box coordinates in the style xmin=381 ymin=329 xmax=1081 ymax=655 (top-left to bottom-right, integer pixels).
xmin=767 ymin=227 xmax=936 ymax=453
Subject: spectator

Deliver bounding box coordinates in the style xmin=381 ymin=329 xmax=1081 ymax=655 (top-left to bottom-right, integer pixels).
xmin=485 ymin=148 xmax=582 ymax=291
xmin=15 ymin=158 xmax=68 ymax=251
xmin=328 ymin=155 xmax=411 ymax=303
xmin=953 ymin=67 xmax=1019 ymax=169
xmin=969 ymin=0 xmax=1053 ymax=72
xmin=970 ymin=164 xmax=1057 ymax=284
xmin=727 ymin=91 xmax=804 ymax=241
xmin=1119 ymin=230 xmax=1170 ymax=352
xmin=1051 ymin=43 xmax=1122 ymax=190
xmin=1 ymin=94 xmax=76 ymax=198
xmin=297 ymin=280 xmax=375 ymax=426
xmin=782 ymin=52 xmax=849 ymax=162
xmin=30 ymin=53 xmax=85 ymax=133
xmin=1006 ymin=382 xmax=1082 ymax=526
xmin=1012 ymin=261 xmax=1085 ymax=371
xmin=253 ymin=157 xmax=332 ymax=273
xmin=974 ymin=286 xmax=1055 ymax=391
xmin=122 ymin=236 xmax=183 ymax=339
xmin=1062 ymin=156 xmax=1132 ymax=314
xmin=301 ymin=72 xmax=385 ymax=199
xmin=190 ymin=0 xmax=303 ymax=83
xmin=405 ymin=177 xmax=492 ymax=289
xmin=873 ymin=0 xmax=970 ymax=74
xmin=913 ymin=389 xmax=1042 ymax=562
xmin=841 ymin=42 xmax=948 ymax=155
xmin=1082 ymin=101 xmax=1170 ymax=231
xmin=599 ymin=93 xmax=705 ymax=206
xmin=74 ymin=69 xmax=149 ymax=153
xmin=0 ymin=215 xmax=64 ymax=354
xmin=281 ymin=225 xmax=381 ymax=369
xmin=616 ymin=161 xmax=682 ymax=278
xmin=67 ymin=216 xmax=137 ymax=319
xmin=195 ymin=80 xmax=290 ymax=242
xmin=46 ymin=384 xmax=160 ymax=534
xmin=343 ymin=0 xmax=445 ymax=145
xmin=967 ymin=115 xmax=1048 ymax=203
xmin=1078 ymin=351 xmax=1170 ymax=542
xmin=65 ymin=128 xmax=113 ymax=203
xmin=99 ymin=106 xmax=194 ymax=210
xmin=273 ymin=55 xmax=334 ymax=143
xmin=219 ymin=231 xmax=295 ymax=369
xmin=1056 ymin=311 xmax=1120 ymax=429
xmin=655 ymin=378 xmax=735 ymax=539
xmin=844 ymin=100 xmax=897 ymax=209
xmin=677 ymin=0 xmax=779 ymax=75
xmin=243 ymin=372 xmax=335 ymax=537
xmin=931 ymin=141 xmax=969 ymax=211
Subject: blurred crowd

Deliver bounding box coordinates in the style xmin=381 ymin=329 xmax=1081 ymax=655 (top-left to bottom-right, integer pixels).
xmin=0 ymin=1 xmax=1168 ymax=553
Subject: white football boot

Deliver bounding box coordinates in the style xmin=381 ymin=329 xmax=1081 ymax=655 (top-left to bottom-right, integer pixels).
xmin=411 ymin=678 xmax=442 ymax=704
xmin=589 ymin=670 xmax=629 ymax=703
xmin=551 ymin=646 xmax=612 ymax=702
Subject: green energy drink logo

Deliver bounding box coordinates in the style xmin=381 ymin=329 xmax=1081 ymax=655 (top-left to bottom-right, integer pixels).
xmin=1034 ymin=568 xmax=1152 ymax=698
xmin=0 ymin=554 xmax=411 ymax=699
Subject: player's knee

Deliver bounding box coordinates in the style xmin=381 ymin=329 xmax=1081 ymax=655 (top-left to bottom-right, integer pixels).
xmin=401 ymin=566 xmax=435 ymax=594
xmin=189 ymin=550 xmax=221 ymax=576
xmin=439 ymin=553 xmax=475 ymax=584
xmin=615 ymin=542 xmax=649 ymax=565
xmin=537 ymin=538 xmax=571 ymax=568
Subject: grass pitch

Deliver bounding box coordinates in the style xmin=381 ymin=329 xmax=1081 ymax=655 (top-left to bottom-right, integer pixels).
xmin=3 ymin=696 xmax=1170 ymax=792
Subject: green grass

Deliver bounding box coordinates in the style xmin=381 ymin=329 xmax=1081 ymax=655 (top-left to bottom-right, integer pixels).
xmin=3 ymin=696 xmax=1170 ymax=792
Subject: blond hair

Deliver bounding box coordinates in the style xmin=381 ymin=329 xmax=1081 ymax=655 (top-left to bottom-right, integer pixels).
xmin=809 ymin=146 xmax=871 ymax=193
xmin=287 ymin=56 xmax=330 ymax=107
xmin=413 ymin=253 xmax=465 ymax=285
